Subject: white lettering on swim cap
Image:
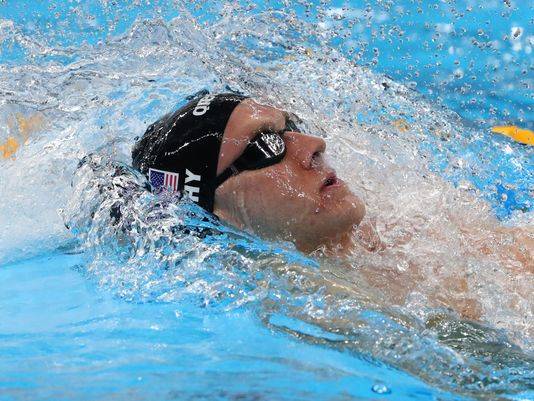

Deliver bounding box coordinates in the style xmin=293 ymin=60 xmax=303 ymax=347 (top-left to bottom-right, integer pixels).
xmin=183 ymin=185 xmax=200 ymax=202
xmin=192 ymin=105 xmax=209 ymax=116
xmin=183 ymin=169 xmax=202 ymax=202
xmin=193 ymin=94 xmax=216 ymax=116
xmin=185 ymin=169 xmax=202 ymax=183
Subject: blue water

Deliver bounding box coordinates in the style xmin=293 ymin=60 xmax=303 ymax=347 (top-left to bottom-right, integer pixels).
xmin=0 ymin=252 xmax=466 ymax=401
xmin=2 ymin=0 xmax=532 ymax=127
xmin=1 ymin=1 xmax=533 ymax=401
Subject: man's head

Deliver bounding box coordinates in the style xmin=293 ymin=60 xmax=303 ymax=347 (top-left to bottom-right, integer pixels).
xmin=132 ymin=93 xmax=365 ymax=252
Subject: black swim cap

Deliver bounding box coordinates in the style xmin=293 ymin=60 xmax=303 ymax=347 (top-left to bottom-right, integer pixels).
xmin=132 ymin=93 xmax=248 ymax=212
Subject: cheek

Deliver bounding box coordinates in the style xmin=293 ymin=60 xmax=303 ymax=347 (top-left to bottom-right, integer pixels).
xmin=265 ymin=168 xmax=319 ymax=211
xmin=319 ymin=191 xmax=366 ymax=232
xmin=241 ymin=169 xmax=317 ymax=223
xmin=264 ymin=167 xmax=297 ymax=195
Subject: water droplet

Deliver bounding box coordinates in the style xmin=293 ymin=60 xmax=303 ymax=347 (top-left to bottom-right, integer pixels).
xmin=511 ymin=26 xmax=522 ymax=39
xmin=372 ymin=383 xmax=391 ymax=394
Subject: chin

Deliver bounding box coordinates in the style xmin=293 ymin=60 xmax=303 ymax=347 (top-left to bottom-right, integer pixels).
xmin=323 ymin=192 xmax=365 ymax=227
xmin=347 ymin=193 xmax=366 ymax=225
xmin=304 ymin=201 xmax=363 ymax=250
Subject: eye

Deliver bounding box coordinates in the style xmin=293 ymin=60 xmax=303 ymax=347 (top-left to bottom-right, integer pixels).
xmin=284 ymin=111 xmax=303 ymax=132
xmin=285 ymin=120 xmax=299 ymax=132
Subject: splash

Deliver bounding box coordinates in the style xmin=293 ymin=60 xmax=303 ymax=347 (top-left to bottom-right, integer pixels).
xmin=63 ymin=154 xmax=533 ymax=401
xmin=1 ymin=2 xmax=533 ymax=400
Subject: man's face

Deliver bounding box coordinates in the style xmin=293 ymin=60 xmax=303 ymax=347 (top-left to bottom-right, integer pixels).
xmin=214 ymin=99 xmax=365 ymax=252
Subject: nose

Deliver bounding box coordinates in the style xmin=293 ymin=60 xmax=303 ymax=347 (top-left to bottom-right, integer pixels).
xmin=284 ymin=131 xmax=326 ymax=170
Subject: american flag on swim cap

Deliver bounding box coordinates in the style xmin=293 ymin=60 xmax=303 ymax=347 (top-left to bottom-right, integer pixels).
xmin=149 ymin=168 xmax=179 ymax=192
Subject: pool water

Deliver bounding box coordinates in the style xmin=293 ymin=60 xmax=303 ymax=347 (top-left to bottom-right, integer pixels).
xmin=1 ymin=252 xmax=467 ymax=401
xmin=1 ymin=1 xmax=533 ymax=401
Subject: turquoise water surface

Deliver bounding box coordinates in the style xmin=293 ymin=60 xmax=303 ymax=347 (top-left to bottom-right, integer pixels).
xmin=1 ymin=1 xmax=532 ymax=401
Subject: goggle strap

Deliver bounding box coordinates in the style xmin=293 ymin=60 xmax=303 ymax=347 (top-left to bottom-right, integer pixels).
xmin=209 ymin=164 xmax=240 ymax=191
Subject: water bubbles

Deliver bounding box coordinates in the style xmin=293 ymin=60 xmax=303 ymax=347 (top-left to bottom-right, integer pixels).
xmin=2 ymin=3 xmax=533 ymax=398
xmin=435 ymin=23 xmax=453 ymax=34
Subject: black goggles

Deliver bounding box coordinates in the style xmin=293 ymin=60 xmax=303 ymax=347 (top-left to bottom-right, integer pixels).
xmin=212 ymin=114 xmax=301 ymax=189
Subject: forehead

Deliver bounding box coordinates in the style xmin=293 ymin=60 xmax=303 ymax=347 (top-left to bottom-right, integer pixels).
xmin=225 ymin=99 xmax=287 ymax=139
xmin=217 ymin=99 xmax=287 ymax=174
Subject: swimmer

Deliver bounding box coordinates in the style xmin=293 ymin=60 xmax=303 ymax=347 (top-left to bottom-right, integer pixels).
xmin=132 ymin=93 xmax=372 ymax=254
xmin=132 ymin=93 xmax=533 ymax=319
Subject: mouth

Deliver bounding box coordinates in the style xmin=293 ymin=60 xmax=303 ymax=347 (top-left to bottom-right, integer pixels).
xmin=321 ymin=171 xmax=341 ymax=191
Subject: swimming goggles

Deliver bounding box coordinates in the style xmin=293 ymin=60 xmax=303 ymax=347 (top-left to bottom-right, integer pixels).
xmin=211 ymin=114 xmax=300 ymax=189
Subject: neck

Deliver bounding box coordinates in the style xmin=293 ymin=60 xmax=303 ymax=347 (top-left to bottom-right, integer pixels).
xmin=296 ymin=229 xmax=356 ymax=256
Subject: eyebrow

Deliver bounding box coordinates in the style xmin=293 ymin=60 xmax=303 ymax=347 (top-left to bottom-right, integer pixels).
xmin=250 ymin=122 xmax=292 ymax=139
xmin=240 ymin=108 xmax=299 ymax=147
xmin=249 ymin=114 xmax=288 ymax=138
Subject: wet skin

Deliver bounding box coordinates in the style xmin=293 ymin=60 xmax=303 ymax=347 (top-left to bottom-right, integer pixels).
xmin=213 ymin=99 xmax=366 ymax=253
xmin=209 ymin=100 xmax=532 ymax=322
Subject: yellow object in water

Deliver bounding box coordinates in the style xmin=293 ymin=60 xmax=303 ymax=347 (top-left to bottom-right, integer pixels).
xmin=0 ymin=137 xmax=20 ymax=159
xmin=1 ymin=112 xmax=45 ymax=159
xmin=392 ymin=119 xmax=410 ymax=133
xmin=492 ymin=125 xmax=534 ymax=146
xmin=16 ymin=112 xmax=44 ymax=143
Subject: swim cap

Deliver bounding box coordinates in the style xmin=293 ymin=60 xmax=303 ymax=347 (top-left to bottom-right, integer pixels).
xmin=132 ymin=93 xmax=248 ymax=212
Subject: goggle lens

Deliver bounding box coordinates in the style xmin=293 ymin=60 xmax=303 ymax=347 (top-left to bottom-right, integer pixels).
xmin=234 ymin=130 xmax=286 ymax=171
